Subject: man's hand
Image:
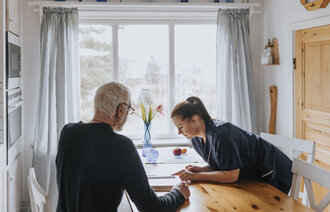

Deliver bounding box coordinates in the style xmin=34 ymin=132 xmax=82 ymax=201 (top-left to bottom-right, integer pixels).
xmin=172 ymin=181 xmax=190 ymax=200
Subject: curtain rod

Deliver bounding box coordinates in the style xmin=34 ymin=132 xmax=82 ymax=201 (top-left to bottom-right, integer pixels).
xmin=27 ymin=1 xmax=261 ymax=14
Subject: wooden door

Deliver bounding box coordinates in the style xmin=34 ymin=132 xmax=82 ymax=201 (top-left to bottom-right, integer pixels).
xmin=295 ymin=25 xmax=330 ymax=211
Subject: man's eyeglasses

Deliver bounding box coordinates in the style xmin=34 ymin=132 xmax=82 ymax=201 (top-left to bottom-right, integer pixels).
xmin=120 ymin=103 xmax=135 ymax=115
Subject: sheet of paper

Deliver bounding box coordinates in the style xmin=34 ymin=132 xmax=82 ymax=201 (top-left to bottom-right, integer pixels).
xmin=148 ymin=177 xmax=181 ymax=192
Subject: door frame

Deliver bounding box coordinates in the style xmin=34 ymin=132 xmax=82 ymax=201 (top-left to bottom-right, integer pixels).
xmin=289 ymin=15 xmax=330 ymax=137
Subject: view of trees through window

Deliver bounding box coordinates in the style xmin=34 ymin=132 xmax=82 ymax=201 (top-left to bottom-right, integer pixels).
xmin=118 ymin=25 xmax=170 ymax=137
xmin=175 ymin=25 xmax=217 ymax=118
xmin=79 ymin=24 xmax=113 ymax=122
xmin=79 ymin=23 xmax=216 ymax=142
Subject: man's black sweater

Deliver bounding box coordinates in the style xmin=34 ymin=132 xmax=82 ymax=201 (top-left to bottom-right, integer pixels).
xmin=56 ymin=122 xmax=185 ymax=212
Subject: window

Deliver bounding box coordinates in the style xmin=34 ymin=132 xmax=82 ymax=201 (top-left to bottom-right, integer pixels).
xmin=79 ymin=23 xmax=216 ymax=144
xmin=79 ymin=24 xmax=113 ymax=122
xmin=118 ymin=25 xmax=170 ymax=137
xmin=174 ymin=25 xmax=217 ymax=119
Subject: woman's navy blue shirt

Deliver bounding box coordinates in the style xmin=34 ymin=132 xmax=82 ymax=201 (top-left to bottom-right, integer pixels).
xmin=191 ymin=120 xmax=293 ymax=193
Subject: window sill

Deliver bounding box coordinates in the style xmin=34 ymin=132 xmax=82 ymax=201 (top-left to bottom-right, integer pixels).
xmin=133 ymin=138 xmax=191 ymax=149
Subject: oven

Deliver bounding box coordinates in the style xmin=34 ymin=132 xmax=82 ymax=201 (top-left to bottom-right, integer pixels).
xmin=6 ymin=32 xmax=21 ymax=90
xmin=7 ymin=88 xmax=22 ymax=150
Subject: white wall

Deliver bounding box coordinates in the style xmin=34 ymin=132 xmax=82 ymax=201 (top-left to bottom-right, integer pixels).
xmin=262 ymin=0 xmax=330 ymax=137
xmin=21 ymin=0 xmax=263 ymax=206
xmin=21 ymin=0 xmax=40 ymax=207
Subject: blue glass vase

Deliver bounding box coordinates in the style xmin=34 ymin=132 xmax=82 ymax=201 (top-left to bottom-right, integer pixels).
xmin=145 ymin=148 xmax=159 ymax=163
xmin=142 ymin=122 xmax=152 ymax=157
xmin=142 ymin=122 xmax=159 ymax=162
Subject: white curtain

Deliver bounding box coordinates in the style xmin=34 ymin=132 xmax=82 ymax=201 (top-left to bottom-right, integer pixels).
xmin=216 ymin=8 xmax=258 ymax=133
xmin=33 ymin=7 xmax=80 ymax=211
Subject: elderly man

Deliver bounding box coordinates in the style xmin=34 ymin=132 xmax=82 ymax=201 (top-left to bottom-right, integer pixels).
xmin=56 ymin=81 xmax=190 ymax=212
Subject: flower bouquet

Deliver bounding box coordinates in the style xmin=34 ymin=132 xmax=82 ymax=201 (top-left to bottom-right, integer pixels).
xmin=135 ymin=88 xmax=163 ymax=161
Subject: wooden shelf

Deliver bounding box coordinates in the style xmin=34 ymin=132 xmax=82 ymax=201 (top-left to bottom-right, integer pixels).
xmin=262 ymin=63 xmax=280 ymax=66
xmin=300 ymin=0 xmax=330 ymax=11
xmin=262 ymin=37 xmax=280 ymax=66
xmin=271 ymin=38 xmax=279 ymax=65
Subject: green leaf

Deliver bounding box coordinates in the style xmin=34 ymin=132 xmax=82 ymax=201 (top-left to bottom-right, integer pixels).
xmin=140 ymin=103 xmax=146 ymax=122
xmin=148 ymin=106 xmax=153 ymax=122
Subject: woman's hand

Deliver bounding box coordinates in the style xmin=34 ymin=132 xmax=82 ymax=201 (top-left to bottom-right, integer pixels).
xmin=173 ymin=169 xmax=198 ymax=181
xmin=185 ymin=165 xmax=204 ymax=172
xmin=173 ymin=168 xmax=240 ymax=184
xmin=173 ymin=181 xmax=190 ymax=200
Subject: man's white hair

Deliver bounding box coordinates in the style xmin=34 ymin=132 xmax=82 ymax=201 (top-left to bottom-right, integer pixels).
xmin=94 ymin=81 xmax=131 ymax=118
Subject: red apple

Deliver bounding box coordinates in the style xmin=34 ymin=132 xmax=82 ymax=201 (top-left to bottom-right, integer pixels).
xmin=173 ymin=148 xmax=182 ymax=156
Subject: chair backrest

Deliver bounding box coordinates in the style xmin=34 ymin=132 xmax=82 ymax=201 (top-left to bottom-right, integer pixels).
xmin=260 ymin=132 xmax=316 ymax=206
xmin=260 ymin=133 xmax=316 ymax=163
xmin=291 ymin=158 xmax=330 ymax=212
xmin=27 ymin=168 xmax=48 ymax=212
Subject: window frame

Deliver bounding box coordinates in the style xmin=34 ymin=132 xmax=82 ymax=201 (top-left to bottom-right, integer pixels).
xmin=79 ymin=18 xmax=216 ymax=144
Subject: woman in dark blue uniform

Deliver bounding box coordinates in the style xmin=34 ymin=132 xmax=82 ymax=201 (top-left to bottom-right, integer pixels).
xmin=172 ymin=96 xmax=293 ymax=194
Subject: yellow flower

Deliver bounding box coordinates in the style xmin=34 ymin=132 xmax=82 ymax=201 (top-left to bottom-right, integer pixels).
xmin=135 ymin=89 xmax=164 ymax=123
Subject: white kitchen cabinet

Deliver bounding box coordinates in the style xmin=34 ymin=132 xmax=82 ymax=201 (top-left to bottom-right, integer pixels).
xmin=7 ymin=153 xmax=21 ymax=212
xmin=0 ymin=144 xmax=6 ymax=212
xmin=6 ymin=0 xmax=21 ymax=36
xmin=0 ymin=168 xmax=6 ymax=212
xmin=0 ymin=0 xmax=6 ymax=211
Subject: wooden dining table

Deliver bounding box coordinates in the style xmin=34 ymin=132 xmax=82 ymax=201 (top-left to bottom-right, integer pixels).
xmin=176 ymin=179 xmax=312 ymax=211
xmin=120 ymin=147 xmax=312 ymax=212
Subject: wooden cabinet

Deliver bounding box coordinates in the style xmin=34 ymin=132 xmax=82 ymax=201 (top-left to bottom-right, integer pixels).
xmin=6 ymin=0 xmax=21 ymax=36
xmin=6 ymin=153 xmax=21 ymax=212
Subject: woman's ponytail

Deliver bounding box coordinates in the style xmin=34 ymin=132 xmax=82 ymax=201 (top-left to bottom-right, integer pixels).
xmin=171 ymin=96 xmax=212 ymax=123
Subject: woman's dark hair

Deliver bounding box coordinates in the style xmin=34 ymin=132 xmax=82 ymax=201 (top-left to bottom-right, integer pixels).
xmin=171 ymin=96 xmax=212 ymax=123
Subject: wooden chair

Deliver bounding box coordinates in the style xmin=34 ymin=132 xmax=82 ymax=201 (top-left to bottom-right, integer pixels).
xmin=291 ymin=158 xmax=330 ymax=212
xmin=260 ymin=132 xmax=316 ymax=205
xmin=28 ymin=168 xmax=49 ymax=212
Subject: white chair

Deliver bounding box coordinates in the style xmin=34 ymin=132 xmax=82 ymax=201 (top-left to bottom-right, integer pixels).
xmin=260 ymin=132 xmax=316 ymax=205
xmin=118 ymin=191 xmax=136 ymax=212
xmin=291 ymin=158 xmax=330 ymax=212
xmin=28 ymin=168 xmax=49 ymax=212
xmin=260 ymin=133 xmax=315 ymax=162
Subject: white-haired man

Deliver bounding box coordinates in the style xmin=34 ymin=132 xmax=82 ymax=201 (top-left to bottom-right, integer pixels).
xmin=56 ymin=81 xmax=190 ymax=212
